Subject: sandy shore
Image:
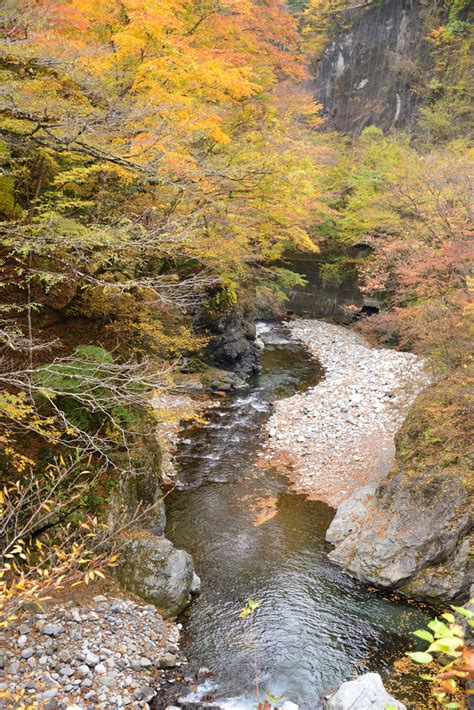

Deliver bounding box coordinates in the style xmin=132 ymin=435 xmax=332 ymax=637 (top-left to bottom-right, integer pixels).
xmin=262 ymin=319 xmax=430 ymax=508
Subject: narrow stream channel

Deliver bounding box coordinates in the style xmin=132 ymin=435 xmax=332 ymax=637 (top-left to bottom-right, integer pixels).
xmin=165 ymin=323 xmax=429 ymax=709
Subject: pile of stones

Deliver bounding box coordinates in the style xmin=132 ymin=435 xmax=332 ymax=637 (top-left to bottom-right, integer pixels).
xmin=0 ymin=594 xmax=183 ymax=709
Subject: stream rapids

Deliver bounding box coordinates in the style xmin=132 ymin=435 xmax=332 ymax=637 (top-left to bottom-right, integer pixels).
xmin=165 ymin=323 xmax=429 ymax=710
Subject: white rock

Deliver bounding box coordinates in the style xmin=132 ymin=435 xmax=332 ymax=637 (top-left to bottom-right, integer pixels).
xmin=325 ymin=673 xmax=406 ymax=710
xmin=85 ymin=651 xmax=100 ymax=666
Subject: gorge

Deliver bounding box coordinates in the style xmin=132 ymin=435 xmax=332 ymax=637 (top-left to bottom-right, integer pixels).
xmin=0 ymin=0 xmax=471 ymax=708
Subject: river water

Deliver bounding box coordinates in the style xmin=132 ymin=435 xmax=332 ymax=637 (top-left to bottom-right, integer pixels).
xmin=165 ymin=324 xmax=428 ymax=709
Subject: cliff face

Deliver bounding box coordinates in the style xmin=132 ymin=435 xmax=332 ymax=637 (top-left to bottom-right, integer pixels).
xmin=314 ymin=0 xmax=431 ymax=134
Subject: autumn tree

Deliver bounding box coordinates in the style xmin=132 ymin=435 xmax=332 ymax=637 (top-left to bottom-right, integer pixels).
xmin=0 ymin=0 xmax=323 ymax=615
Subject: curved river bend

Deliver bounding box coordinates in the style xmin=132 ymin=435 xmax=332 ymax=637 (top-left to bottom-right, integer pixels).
xmin=165 ymin=324 xmax=428 ymax=709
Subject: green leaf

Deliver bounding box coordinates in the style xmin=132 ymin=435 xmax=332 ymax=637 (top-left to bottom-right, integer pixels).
xmin=451 ymin=605 xmax=473 ymax=619
xmin=428 ymin=637 xmax=463 ymax=653
xmin=412 ymin=629 xmax=434 ymax=643
xmin=428 ymin=619 xmax=452 ymax=638
xmin=408 ymin=651 xmax=434 ymax=664
xmin=444 ymin=703 xmax=460 ymax=709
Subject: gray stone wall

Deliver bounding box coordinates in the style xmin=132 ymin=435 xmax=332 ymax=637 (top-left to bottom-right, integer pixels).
xmin=314 ymin=0 xmax=431 ymax=134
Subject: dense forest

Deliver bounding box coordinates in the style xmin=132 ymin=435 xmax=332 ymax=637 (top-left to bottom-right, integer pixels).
xmin=0 ymin=0 xmax=472 ymax=709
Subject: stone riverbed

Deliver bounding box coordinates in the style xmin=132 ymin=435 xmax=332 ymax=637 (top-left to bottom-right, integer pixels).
xmin=263 ymin=319 xmax=431 ymax=507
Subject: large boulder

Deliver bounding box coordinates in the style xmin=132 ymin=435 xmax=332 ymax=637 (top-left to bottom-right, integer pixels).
xmin=107 ymin=435 xmax=167 ymax=535
xmin=325 ymin=485 xmax=376 ymax=546
xmin=197 ymin=307 xmax=260 ymax=377
xmin=327 ymin=468 xmax=472 ymax=602
xmin=117 ymin=532 xmax=200 ymax=617
xmin=400 ymin=536 xmax=473 ymax=601
xmin=326 ymin=673 xmax=406 ymax=710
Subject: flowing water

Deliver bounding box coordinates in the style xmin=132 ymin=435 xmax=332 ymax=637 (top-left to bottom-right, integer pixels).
xmin=165 ymin=324 xmax=429 ymax=709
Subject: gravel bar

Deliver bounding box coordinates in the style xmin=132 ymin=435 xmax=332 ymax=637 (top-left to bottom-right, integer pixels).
xmin=263 ymin=319 xmax=430 ymax=508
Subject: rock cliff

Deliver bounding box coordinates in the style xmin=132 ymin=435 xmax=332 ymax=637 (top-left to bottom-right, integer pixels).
xmin=327 ymin=374 xmax=473 ymax=603
xmin=197 ymin=306 xmax=260 ymax=377
xmin=314 ymin=0 xmax=431 ymax=134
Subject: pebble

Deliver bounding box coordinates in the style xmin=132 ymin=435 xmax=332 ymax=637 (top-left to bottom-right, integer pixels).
xmin=60 ymin=665 xmax=75 ymax=677
xmin=135 ymin=685 xmax=156 ymax=702
xmin=43 ymin=623 xmax=62 ymax=636
xmin=159 ymin=652 xmax=178 ymax=668
xmin=85 ymin=651 xmax=99 ymax=666
xmin=38 ymin=687 xmax=58 ymax=701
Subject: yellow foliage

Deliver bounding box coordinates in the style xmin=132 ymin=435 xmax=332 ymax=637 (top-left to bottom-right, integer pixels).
xmin=0 ymin=471 xmax=116 ymax=630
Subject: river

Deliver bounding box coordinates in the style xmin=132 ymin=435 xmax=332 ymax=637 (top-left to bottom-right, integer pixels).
xmin=165 ymin=323 xmax=429 ymax=709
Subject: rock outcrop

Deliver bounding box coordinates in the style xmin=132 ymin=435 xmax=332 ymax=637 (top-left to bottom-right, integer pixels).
xmin=198 ymin=307 xmax=260 ymax=377
xmin=325 ymin=673 xmax=406 ymax=710
xmin=108 ymin=424 xmax=200 ymax=617
xmin=314 ymin=0 xmax=431 ymax=134
xmin=116 ymin=533 xmax=200 ymax=617
xmin=327 ymin=374 xmax=473 ymax=603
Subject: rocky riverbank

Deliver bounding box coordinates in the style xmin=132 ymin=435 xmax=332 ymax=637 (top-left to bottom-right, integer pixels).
xmin=0 ymin=593 xmax=184 ymax=709
xmin=263 ymin=319 xmax=430 ymax=507
xmin=327 ymin=372 xmax=473 ymax=603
